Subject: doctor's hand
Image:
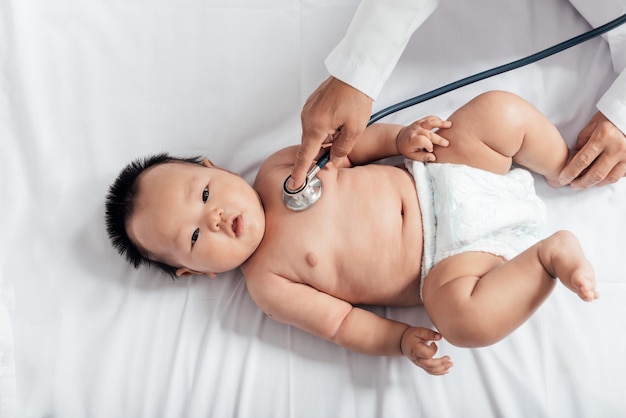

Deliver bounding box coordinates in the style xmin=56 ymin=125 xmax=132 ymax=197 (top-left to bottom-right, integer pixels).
xmin=559 ymin=111 xmax=626 ymax=189
xmin=290 ymin=76 xmax=373 ymax=189
xmin=401 ymin=327 xmax=453 ymax=376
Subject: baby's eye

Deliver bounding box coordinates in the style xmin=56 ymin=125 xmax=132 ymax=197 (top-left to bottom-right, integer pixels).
xmin=202 ymin=187 xmax=209 ymax=203
xmin=191 ymin=228 xmax=200 ymax=246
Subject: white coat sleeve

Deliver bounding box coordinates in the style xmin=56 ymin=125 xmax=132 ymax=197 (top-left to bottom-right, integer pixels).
xmin=324 ymin=0 xmax=438 ymax=101
xmin=569 ymin=0 xmax=626 ymax=133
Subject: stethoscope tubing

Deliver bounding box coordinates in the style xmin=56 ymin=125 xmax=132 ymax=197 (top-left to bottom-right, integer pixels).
xmin=311 ymin=12 xmax=626 ymax=175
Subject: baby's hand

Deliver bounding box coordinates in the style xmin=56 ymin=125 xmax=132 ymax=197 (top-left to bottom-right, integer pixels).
xmin=400 ymin=327 xmax=453 ymax=375
xmin=397 ymin=116 xmax=451 ymax=162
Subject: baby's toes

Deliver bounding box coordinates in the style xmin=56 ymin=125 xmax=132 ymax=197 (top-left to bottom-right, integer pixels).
xmin=571 ymin=268 xmax=597 ymax=302
xmin=579 ymin=288 xmax=598 ymax=302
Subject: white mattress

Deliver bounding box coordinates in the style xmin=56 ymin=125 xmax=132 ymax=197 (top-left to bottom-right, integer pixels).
xmin=2 ymin=0 xmax=626 ymax=416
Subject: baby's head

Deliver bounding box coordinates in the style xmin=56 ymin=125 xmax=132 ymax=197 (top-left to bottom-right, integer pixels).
xmin=105 ymin=153 xmax=265 ymax=278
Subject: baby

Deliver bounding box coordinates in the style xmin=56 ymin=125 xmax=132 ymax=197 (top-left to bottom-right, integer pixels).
xmin=106 ymin=91 xmax=598 ymax=375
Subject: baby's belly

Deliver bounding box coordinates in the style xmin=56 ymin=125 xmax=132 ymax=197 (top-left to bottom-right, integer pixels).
xmin=320 ymin=253 xmax=423 ymax=306
xmin=297 ymin=165 xmax=424 ymax=306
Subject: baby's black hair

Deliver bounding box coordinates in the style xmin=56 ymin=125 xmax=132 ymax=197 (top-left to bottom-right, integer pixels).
xmin=104 ymin=153 xmax=203 ymax=277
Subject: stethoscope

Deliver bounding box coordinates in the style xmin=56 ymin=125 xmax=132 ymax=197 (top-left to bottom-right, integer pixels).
xmin=282 ymin=12 xmax=626 ymax=211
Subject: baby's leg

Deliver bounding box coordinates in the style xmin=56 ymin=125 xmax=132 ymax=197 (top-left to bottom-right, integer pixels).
xmin=421 ymin=231 xmax=597 ymax=348
xmin=434 ymin=91 xmax=569 ymax=185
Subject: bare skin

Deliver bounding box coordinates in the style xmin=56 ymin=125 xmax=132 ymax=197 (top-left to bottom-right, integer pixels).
xmin=129 ymin=91 xmax=598 ymax=375
xmin=559 ymin=111 xmax=626 ymax=189
xmin=291 ymin=76 xmax=373 ymax=189
xmin=246 ymin=89 xmax=598 ymax=366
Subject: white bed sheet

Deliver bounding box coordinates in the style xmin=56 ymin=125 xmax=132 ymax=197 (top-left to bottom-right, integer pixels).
xmin=2 ymin=0 xmax=626 ymax=417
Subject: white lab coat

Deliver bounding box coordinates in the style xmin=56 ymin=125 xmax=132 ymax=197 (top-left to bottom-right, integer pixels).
xmin=325 ymin=0 xmax=626 ymax=133
xmin=570 ymin=0 xmax=626 ymax=133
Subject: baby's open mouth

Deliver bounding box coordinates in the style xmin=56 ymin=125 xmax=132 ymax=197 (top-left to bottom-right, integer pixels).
xmin=232 ymin=215 xmax=243 ymax=238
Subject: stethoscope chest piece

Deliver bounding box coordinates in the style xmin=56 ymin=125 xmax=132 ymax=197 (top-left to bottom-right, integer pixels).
xmin=282 ymin=174 xmax=323 ymax=211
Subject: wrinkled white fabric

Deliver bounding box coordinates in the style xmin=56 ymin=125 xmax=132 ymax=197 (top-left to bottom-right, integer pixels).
xmin=5 ymin=2 xmax=626 ymax=416
xmin=0 ymin=274 xmax=15 ymax=418
xmin=406 ymin=160 xmax=547 ymax=297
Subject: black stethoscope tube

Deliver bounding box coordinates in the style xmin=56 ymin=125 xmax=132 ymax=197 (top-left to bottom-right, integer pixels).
xmin=286 ymin=12 xmax=626 ymax=211
xmin=368 ymin=12 xmax=626 ymax=126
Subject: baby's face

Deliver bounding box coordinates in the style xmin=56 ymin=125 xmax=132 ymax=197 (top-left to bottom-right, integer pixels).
xmin=127 ymin=160 xmax=265 ymax=277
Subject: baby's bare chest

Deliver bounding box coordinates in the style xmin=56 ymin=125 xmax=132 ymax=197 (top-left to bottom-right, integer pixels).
xmin=256 ymin=166 xmax=424 ymax=305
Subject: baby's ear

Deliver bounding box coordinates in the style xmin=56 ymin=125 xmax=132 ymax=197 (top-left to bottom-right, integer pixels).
xmin=175 ymin=267 xmax=217 ymax=279
xmin=203 ymin=158 xmax=238 ymax=176
xmin=175 ymin=267 xmax=202 ymax=277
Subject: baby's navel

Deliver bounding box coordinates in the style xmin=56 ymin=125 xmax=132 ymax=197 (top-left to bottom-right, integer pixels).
xmin=305 ymin=252 xmax=317 ymax=268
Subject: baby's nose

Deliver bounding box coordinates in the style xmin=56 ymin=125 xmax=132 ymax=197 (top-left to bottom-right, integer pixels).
xmin=207 ymin=207 xmax=224 ymax=232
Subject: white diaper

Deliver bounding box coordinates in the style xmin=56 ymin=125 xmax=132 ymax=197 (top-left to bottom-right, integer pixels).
xmin=405 ymin=160 xmax=547 ymax=298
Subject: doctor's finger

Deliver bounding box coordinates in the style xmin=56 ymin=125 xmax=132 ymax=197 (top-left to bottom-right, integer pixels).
xmin=558 ymin=140 xmax=602 ymax=186
xmin=598 ymin=162 xmax=626 ymax=186
xmin=329 ymin=125 xmax=362 ymax=165
xmin=574 ymin=120 xmax=596 ymax=151
xmin=570 ymin=153 xmax=618 ymax=189
xmin=291 ymin=140 xmax=323 ymax=189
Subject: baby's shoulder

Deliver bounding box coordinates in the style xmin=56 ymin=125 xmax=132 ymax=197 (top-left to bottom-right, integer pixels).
xmin=241 ymin=262 xmax=297 ymax=311
xmin=255 ymin=146 xmax=298 ymax=184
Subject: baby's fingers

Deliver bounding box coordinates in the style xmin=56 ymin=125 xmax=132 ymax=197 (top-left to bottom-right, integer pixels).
xmin=429 ymin=130 xmax=450 ymax=148
xmin=420 ymin=116 xmax=451 ymax=148
xmin=414 ymin=339 xmax=439 ymax=360
xmin=397 ymin=117 xmax=451 ymax=161
xmin=402 ymin=146 xmax=438 ymax=163
xmin=398 ymin=131 xmax=437 ymax=161
xmin=419 ymin=115 xmax=452 ymax=130
xmin=405 ymin=339 xmax=439 ymax=365
xmin=417 ymin=355 xmax=454 ymax=376
xmin=412 ymin=327 xmax=443 ymax=342
xmin=409 ymin=126 xmax=450 ymax=149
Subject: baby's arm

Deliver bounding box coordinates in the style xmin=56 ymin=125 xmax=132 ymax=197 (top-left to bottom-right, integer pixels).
xmin=343 ymin=116 xmax=451 ymax=167
xmin=255 ymin=117 xmax=449 ymax=176
xmin=348 ymin=92 xmax=571 ymax=186
xmin=246 ymin=273 xmax=452 ymax=375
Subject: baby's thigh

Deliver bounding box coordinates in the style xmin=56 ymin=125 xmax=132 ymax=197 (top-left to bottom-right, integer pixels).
xmin=432 ymin=91 xmax=524 ymax=174
xmin=432 ymin=126 xmax=510 ymax=174
xmin=421 ymin=252 xmax=505 ymax=338
xmin=422 ymin=252 xmax=504 ymax=303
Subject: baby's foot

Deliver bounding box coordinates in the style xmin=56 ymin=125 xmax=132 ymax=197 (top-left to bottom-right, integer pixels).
xmin=542 ymin=231 xmax=599 ymax=302
xmin=545 ymin=175 xmax=564 ymax=188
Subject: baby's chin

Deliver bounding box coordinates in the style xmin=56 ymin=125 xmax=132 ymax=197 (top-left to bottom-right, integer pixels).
xmin=220 ymin=248 xmax=260 ymax=273
xmin=194 ymin=249 xmax=260 ymax=277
